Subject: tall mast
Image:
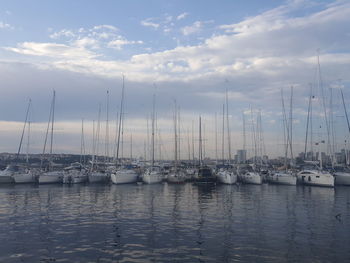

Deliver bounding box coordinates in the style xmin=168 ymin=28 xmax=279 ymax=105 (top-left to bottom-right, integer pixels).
xmin=304 ymin=84 xmax=313 ymax=159
xmin=199 ymin=116 xmax=202 ymax=166
xmin=96 ymin=104 xmax=102 ymax=165
xmin=215 ymin=112 xmax=218 ymax=163
xmin=250 ymin=107 xmax=257 ymax=165
xmin=243 ymin=112 xmax=246 ymax=151
xmin=116 ymin=75 xmax=125 ymax=163
xmin=105 ymin=90 xmax=109 ymax=162
xmin=341 ymin=89 xmax=350 ymax=135
xmin=281 ymin=89 xmax=289 ymax=166
xmin=80 ymin=118 xmax=85 ymax=165
xmin=91 ymin=120 xmax=95 ymax=171
xmin=225 ymin=88 xmax=232 ymax=163
xmin=49 ymin=90 xmax=56 ymax=170
xmin=222 ymin=104 xmax=225 ymax=164
xmin=192 ymin=120 xmax=195 ymax=163
xmin=187 ymin=127 xmax=191 ymax=162
xmin=289 ymin=86 xmax=294 ymax=162
xmin=26 ymin=119 xmax=31 ymax=165
xmin=151 ymin=93 xmax=156 ymax=166
xmin=317 ymin=52 xmax=331 ymax=158
xmin=177 ymin=106 xmax=181 ymax=162
xmin=16 ymin=99 xmax=31 ymax=162
xmin=174 ymin=100 xmax=178 ymax=171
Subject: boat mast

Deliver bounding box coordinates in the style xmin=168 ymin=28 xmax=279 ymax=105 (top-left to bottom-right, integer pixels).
xmin=225 ymin=88 xmax=232 ymax=163
xmin=116 ymin=75 xmax=125 ymax=164
xmin=341 ymin=89 xmax=350 ymax=135
xmin=26 ymin=119 xmax=31 ymax=165
xmin=192 ymin=120 xmax=195 ymax=164
xmin=222 ymin=104 xmax=225 ymax=165
xmin=49 ymin=90 xmax=56 ymax=171
xmin=80 ymin=118 xmax=85 ymax=165
xmin=151 ymin=93 xmax=156 ymax=166
xmin=174 ymin=100 xmax=178 ymax=172
xmin=105 ymin=90 xmax=109 ymax=163
xmin=215 ymin=112 xmax=218 ymax=163
xmin=96 ymin=104 xmax=102 ymax=167
xmin=199 ymin=116 xmax=202 ymax=166
xmin=304 ymin=84 xmax=313 ymax=159
xmin=16 ymin=98 xmax=31 ymax=163
xmin=289 ymin=86 xmax=294 ymax=163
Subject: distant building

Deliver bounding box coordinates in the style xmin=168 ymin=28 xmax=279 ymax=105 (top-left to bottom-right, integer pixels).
xmin=236 ymin=149 xmax=247 ymax=164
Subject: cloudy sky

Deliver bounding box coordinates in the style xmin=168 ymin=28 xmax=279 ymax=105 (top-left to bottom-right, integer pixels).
xmin=0 ymin=0 xmax=349 ymax=159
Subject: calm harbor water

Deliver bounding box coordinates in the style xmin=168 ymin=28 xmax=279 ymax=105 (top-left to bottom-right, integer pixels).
xmin=0 ymin=183 xmax=349 ymax=262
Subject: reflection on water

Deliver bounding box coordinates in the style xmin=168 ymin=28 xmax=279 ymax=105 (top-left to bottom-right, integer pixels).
xmin=0 ymin=183 xmax=349 ymax=262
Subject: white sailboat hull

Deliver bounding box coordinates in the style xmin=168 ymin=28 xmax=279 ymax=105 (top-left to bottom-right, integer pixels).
xmin=142 ymin=170 xmax=163 ymax=184
xmin=217 ymin=170 xmax=237 ymax=184
xmin=14 ymin=173 xmax=37 ymax=183
xmin=334 ymin=172 xmax=350 ymax=186
xmin=39 ymin=171 xmax=63 ymax=184
xmin=167 ymin=171 xmax=186 ymax=183
xmin=268 ymin=172 xmax=296 ymax=185
xmin=111 ymin=170 xmax=138 ymax=184
xmin=240 ymin=172 xmax=262 ymax=185
xmin=297 ymin=170 xmax=334 ymax=187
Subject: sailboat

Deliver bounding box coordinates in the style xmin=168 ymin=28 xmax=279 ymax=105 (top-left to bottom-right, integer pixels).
xmin=88 ymin=103 xmax=109 ymax=183
xmin=239 ymin=108 xmax=262 ymax=185
xmin=194 ymin=116 xmax=216 ymax=184
xmin=217 ymin=92 xmax=238 ymax=185
xmin=167 ymin=100 xmax=186 ymax=183
xmin=63 ymin=119 xmax=88 ymax=184
xmin=142 ymin=93 xmax=164 ymax=184
xmin=268 ymin=88 xmax=297 ymax=185
xmin=39 ymin=91 xmax=64 ymax=184
xmin=333 ymin=90 xmax=350 ymax=185
xmin=111 ymin=75 xmax=138 ymax=184
xmin=297 ymin=54 xmax=334 ymax=187
xmin=12 ymin=99 xmax=38 ymax=183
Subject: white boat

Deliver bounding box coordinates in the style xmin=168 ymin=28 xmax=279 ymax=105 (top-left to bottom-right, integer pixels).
xmin=88 ymin=171 xmax=109 ymax=183
xmin=297 ymin=169 xmax=334 ymax=187
xmin=334 ymin=172 xmax=350 ymax=186
xmin=167 ymin=169 xmax=186 ymax=183
xmin=267 ymin=170 xmax=296 ymax=185
xmin=0 ymin=165 xmax=17 ymax=183
xmin=13 ymin=169 xmax=38 ymax=183
xmin=111 ymin=167 xmax=138 ymax=184
xmin=217 ymin=168 xmax=237 ymax=185
xmin=240 ymin=171 xmax=262 ymax=184
xmin=142 ymin=166 xmax=163 ymax=184
xmin=332 ymin=167 xmax=350 ymax=186
xmin=39 ymin=171 xmax=64 ymax=184
xmin=238 ymin=165 xmax=262 ymax=185
xmin=63 ymin=169 xmax=88 ymax=184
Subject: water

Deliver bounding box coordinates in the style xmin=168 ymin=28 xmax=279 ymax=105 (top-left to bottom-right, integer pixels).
xmin=0 ymin=183 xmax=349 ymax=262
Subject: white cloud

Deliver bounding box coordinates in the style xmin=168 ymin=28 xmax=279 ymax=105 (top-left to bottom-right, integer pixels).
xmin=108 ymin=39 xmax=143 ymax=50
xmin=0 ymin=21 xmax=13 ymax=30
xmin=181 ymin=20 xmax=214 ymax=36
xmin=92 ymin=25 xmax=118 ymax=31
xmin=140 ymin=18 xmax=160 ymax=29
xmin=50 ymin=29 xmax=75 ymax=39
xmin=177 ymin=12 xmax=189 ymax=20
xmin=4 ymin=42 xmax=97 ymax=59
xmin=73 ymin=37 xmax=100 ymax=49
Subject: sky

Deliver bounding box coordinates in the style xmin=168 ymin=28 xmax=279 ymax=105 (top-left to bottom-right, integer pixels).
xmin=0 ymin=0 xmax=349 ymax=160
